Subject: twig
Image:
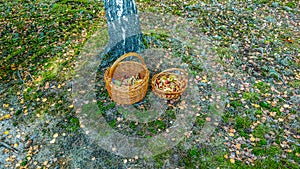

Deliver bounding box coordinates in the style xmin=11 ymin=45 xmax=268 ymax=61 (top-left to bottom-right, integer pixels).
xmin=24 ymin=70 xmax=34 ymax=81
xmin=0 ymin=141 xmax=20 ymax=152
xmin=17 ymin=70 xmax=24 ymax=84
xmin=0 ymin=89 xmax=5 ymax=95
xmin=276 ymin=95 xmax=293 ymax=105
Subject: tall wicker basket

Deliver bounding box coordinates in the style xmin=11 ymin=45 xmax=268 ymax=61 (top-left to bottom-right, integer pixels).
xmin=104 ymin=52 xmax=150 ymax=105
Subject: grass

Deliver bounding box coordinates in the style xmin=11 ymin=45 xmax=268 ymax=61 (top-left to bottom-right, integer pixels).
xmin=1 ymin=0 xmax=299 ymax=168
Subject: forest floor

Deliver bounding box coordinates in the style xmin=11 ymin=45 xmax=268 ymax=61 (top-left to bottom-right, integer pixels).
xmin=0 ymin=0 xmax=299 ymax=168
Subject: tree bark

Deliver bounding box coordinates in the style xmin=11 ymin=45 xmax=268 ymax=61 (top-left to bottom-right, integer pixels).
xmin=101 ymin=0 xmax=145 ymax=67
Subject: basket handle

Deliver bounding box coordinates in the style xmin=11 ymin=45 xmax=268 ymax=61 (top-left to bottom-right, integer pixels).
xmin=109 ymin=52 xmax=146 ymax=78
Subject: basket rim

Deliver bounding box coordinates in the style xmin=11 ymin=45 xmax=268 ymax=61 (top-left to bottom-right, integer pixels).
xmin=103 ymin=52 xmax=150 ymax=105
xmin=151 ymin=68 xmax=188 ymax=95
xmin=104 ymin=66 xmax=149 ymax=89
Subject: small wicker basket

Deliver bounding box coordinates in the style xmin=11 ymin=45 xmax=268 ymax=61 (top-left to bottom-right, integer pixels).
xmin=151 ymin=68 xmax=188 ymax=100
xmin=104 ymin=52 xmax=150 ymax=105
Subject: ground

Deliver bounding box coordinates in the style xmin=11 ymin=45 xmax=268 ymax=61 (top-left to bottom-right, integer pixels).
xmin=0 ymin=0 xmax=299 ymax=168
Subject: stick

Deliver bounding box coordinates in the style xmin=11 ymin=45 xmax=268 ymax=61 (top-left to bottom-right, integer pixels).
xmin=0 ymin=141 xmax=20 ymax=152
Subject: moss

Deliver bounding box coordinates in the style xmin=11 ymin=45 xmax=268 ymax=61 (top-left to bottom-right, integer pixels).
xmin=222 ymin=111 xmax=234 ymax=123
xmin=188 ymin=147 xmax=201 ymax=158
xmin=259 ymin=101 xmax=271 ymax=109
xmin=254 ymin=81 xmax=271 ymax=94
xmin=230 ymin=100 xmax=243 ymax=108
xmin=271 ymin=107 xmax=282 ymax=116
xmin=253 ymin=124 xmax=270 ymax=139
xmin=235 ymin=116 xmax=251 ymax=129
xmin=242 ymin=92 xmax=260 ymax=103
xmin=66 ymin=117 xmax=80 ymax=132
xmin=285 ymin=2 xmax=296 ymax=8
xmin=289 ymin=80 xmax=300 ymax=88
xmin=254 ymin=157 xmax=297 ymax=169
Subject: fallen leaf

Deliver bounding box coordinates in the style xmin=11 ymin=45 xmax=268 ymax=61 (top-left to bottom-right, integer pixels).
xmin=50 ymin=139 xmax=56 ymax=144
xmin=44 ymin=82 xmax=50 ymax=89
xmin=53 ymin=133 xmax=59 ymax=138
xmin=283 ymin=104 xmax=289 ymax=108
xmin=270 ymin=112 xmax=276 ymax=117
xmin=284 ymin=38 xmax=293 ymax=43
xmin=229 ymin=129 xmax=236 ymax=133
xmin=11 ymin=64 xmax=17 ymax=70
xmin=43 ymin=161 xmax=48 ymax=166
xmin=252 ymin=104 xmax=260 ymax=108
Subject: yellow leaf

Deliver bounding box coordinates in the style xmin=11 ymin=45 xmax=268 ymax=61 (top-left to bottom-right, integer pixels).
xmin=230 ymin=158 xmax=235 ymax=164
xmin=50 ymin=139 xmax=56 ymax=144
xmin=53 ymin=133 xmax=59 ymax=138
xmin=11 ymin=64 xmax=17 ymax=70
xmin=270 ymin=112 xmax=276 ymax=117
xmin=42 ymin=98 xmax=47 ymax=102
xmin=201 ymin=75 xmax=208 ymax=83
xmin=68 ymin=104 xmax=74 ymax=108
xmin=35 ymin=76 xmax=43 ymax=82
xmin=224 ymin=154 xmax=228 ymax=159
xmin=252 ymin=104 xmax=260 ymax=108
xmin=250 ymin=137 xmax=256 ymax=142
xmin=4 ymin=131 xmax=9 ymax=135
xmin=3 ymin=104 xmax=9 ymax=108
xmin=229 ymin=133 xmax=234 ymax=137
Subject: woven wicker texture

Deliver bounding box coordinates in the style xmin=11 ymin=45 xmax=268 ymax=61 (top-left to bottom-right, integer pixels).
xmin=104 ymin=52 xmax=150 ymax=105
xmin=151 ymin=68 xmax=188 ymax=100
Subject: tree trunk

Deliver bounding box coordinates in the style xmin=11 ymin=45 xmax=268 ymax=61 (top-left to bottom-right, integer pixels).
xmin=101 ymin=0 xmax=145 ymax=67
